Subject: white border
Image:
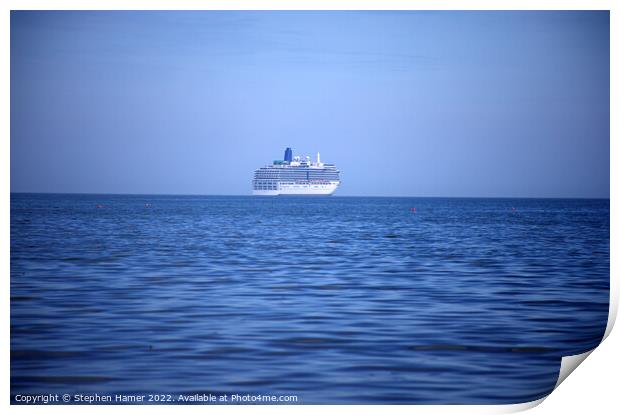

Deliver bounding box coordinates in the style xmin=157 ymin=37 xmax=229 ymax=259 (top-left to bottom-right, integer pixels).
xmin=3 ymin=1 xmax=616 ymax=414
xmin=0 ymin=0 xmax=617 ymax=11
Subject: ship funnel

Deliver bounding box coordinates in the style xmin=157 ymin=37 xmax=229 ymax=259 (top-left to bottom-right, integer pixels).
xmin=317 ymin=152 xmax=321 ymax=164
xmin=284 ymin=147 xmax=293 ymax=163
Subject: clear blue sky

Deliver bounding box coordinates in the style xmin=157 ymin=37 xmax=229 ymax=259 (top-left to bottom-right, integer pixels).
xmin=11 ymin=11 xmax=609 ymax=197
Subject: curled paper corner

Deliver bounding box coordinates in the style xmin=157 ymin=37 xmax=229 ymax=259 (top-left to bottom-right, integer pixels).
xmin=554 ymin=349 xmax=594 ymax=389
xmin=603 ymin=293 xmax=617 ymax=341
xmin=496 ymin=396 xmax=547 ymax=414
xmin=549 ymin=289 xmax=620 ymax=390
xmin=499 ymin=350 xmax=598 ymax=414
xmin=552 ymin=298 xmax=616 ymax=391
xmin=533 ymin=298 xmax=616 ymax=409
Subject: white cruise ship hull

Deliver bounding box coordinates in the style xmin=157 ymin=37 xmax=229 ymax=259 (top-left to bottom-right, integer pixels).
xmin=253 ymin=182 xmax=338 ymax=196
xmin=253 ymin=148 xmax=340 ymax=195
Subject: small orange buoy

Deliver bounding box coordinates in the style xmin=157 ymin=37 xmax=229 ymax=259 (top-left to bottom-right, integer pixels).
xmin=410 ymin=207 xmax=416 ymax=213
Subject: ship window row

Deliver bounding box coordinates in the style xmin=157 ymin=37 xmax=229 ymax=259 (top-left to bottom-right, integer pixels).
xmin=278 ymin=181 xmax=334 ymax=185
xmin=254 ymin=180 xmax=278 ymax=190
xmin=256 ymin=180 xmax=337 ymax=184
xmin=255 ymin=173 xmax=339 ymax=178
xmin=257 ymin=168 xmax=338 ymax=173
xmin=277 ymin=173 xmax=339 ymax=177
xmin=255 ymin=176 xmax=340 ymax=180
xmin=254 ymin=184 xmax=278 ymax=190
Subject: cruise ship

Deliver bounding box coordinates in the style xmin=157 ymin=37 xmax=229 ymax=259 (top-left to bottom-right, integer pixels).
xmin=253 ymin=148 xmax=341 ymax=195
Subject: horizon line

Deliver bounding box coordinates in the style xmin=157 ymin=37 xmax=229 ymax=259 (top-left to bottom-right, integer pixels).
xmin=8 ymin=191 xmax=611 ymax=200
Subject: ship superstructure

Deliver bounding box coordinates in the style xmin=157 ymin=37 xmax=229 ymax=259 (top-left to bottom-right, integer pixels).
xmin=253 ymin=148 xmax=341 ymax=196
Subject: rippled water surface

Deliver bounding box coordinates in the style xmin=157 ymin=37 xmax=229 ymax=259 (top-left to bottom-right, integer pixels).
xmin=11 ymin=194 xmax=609 ymax=404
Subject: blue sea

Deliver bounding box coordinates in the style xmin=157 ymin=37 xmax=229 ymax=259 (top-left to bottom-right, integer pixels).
xmin=10 ymin=194 xmax=609 ymax=404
